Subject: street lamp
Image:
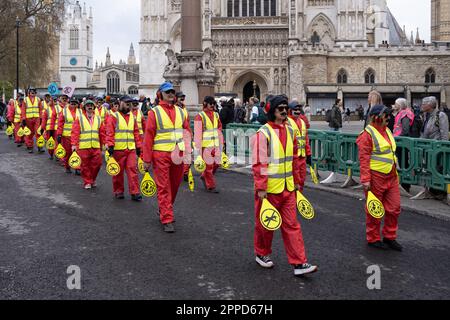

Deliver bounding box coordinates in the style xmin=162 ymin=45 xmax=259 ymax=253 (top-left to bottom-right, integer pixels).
xmin=15 ymin=16 xmax=20 ymax=98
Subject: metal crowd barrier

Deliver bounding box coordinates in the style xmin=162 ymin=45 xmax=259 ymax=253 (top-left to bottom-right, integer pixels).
xmin=225 ymin=123 xmax=450 ymax=193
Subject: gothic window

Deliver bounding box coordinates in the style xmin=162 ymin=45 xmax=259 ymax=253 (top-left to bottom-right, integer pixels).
xmin=71 ymin=75 xmax=77 ymax=83
xmin=256 ymin=0 xmax=261 ymax=16
xmin=249 ymin=0 xmax=254 ymax=16
xmin=69 ymin=27 xmax=79 ymax=50
xmin=228 ymin=0 xmax=276 ymax=17
xmin=234 ymin=0 xmax=239 ymax=16
xmin=270 ymin=0 xmax=276 ymax=16
xmin=337 ymin=69 xmax=348 ymax=84
xmin=308 ymin=0 xmax=334 ymax=6
xmin=425 ymin=68 xmax=436 ymax=84
xmin=128 ymin=86 xmax=138 ymax=95
xmin=264 ymin=0 xmax=270 ymax=16
xmin=227 ymin=0 xmax=233 ymax=17
xmin=107 ymin=71 xmax=120 ymax=94
xmin=86 ymin=26 xmax=90 ymax=51
xmin=364 ymin=68 xmax=376 ymax=84
xmin=242 ymin=0 xmax=248 ymax=16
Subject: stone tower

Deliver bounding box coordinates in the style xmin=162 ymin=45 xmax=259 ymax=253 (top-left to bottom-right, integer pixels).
xmin=59 ymin=1 xmax=93 ymax=88
xmin=128 ymin=43 xmax=136 ymax=65
xmin=432 ymin=0 xmax=450 ymax=42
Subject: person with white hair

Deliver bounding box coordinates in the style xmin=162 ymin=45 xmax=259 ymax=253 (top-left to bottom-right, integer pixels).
xmin=420 ymin=96 xmax=449 ymax=141
xmin=392 ymin=98 xmax=414 ymax=137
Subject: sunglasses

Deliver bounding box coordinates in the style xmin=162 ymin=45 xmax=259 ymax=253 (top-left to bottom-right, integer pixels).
xmin=276 ymin=107 xmax=288 ymax=112
xmin=164 ymin=90 xmax=176 ymax=95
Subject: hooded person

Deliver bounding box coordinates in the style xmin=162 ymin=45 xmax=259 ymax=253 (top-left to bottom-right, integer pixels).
xmin=252 ymin=95 xmax=318 ymax=277
xmin=57 ymin=97 xmax=80 ymax=174
xmin=20 ymin=87 xmax=43 ymax=153
xmin=194 ymin=96 xmax=224 ymax=193
xmin=71 ymin=99 xmax=107 ymax=189
xmin=40 ymin=94 xmax=59 ymax=159
xmin=142 ymin=82 xmax=192 ymax=233
xmin=356 ymin=104 xmax=403 ymax=251
xmin=287 ymin=101 xmax=312 ymax=191
xmin=105 ymin=96 xmax=143 ymax=201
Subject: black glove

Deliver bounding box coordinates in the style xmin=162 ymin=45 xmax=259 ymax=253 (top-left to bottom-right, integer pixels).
xmin=6 ymin=120 xmax=11 ymax=126
xmin=108 ymin=146 xmax=114 ymax=156
xmin=21 ymin=120 xmax=26 ymax=127
xmin=57 ymin=135 xmax=62 ymax=144
xmin=306 ymin=155 xmax=312 ymax=166
xmin=136 ymin=148 xmax=141 ymax=157
xmin=49 ymin=130 xmax=55 ymax=137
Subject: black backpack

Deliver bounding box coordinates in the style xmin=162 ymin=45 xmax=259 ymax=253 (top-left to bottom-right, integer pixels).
xmin=325 ymin=109 xmax=332 ymax=123
xmin=409 ymin=115 xmax=423 ymax=138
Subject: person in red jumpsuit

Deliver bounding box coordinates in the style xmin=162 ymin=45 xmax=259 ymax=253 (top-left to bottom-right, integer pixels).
xmin=71 ymin=100 xmax=106 ymax=189
xmin=21 ymin=87 xmax=42 ymax=153
xmin=252 ymin=95 xmax=318 ymax=276
xmin=176 ymin=92 xmax=192 ymax=182
xmin=57 ymin=98 xmax=80 ymax=174
xmin=288 ymin=101 xmax=312 ymax=191
xmin=143 ymin=82 xmax=192 ymax=233
xmin=40 ymin=95 xmax=59 ymax=160
xmin=9 ymin=96 xmax=25 ymax=147
xmin=6 ymin=99 xmax=16 ymax=141
xmin=105 ymin=96 xmax=143 ymax=201
xmin=356 ymin=105 xmax=402 ymax=251
xmin=194 ymin=96 xmax=224 ymax=193
xmin=132 ymin=98 xmax=146 ymax=143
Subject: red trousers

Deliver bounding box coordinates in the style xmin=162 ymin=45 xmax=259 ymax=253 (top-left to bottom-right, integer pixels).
xmin=254 ymin=190 xmax=307 ymax=266
xmin=44 ymin=131 xmax=58 ymax=156
xmin=24 ymin=118 xmax=40 ymax=148
xmin=201 ymin=147 xmax=221 ymax=189
xmin=297 ymin=157 xmax=307 ymax=192
xmin=152 ymin=151 xmax=184 ymax=224
xmin=78 ymin=148 xmax=102 ymax=187
xmin=61 ymin=136 xmax=73 ymax=169
xmin=365 ymin=171 xmax=401 ymax=243
xmin=112 ymin=149 xmax=139 ymax=196
xmin=13 ymin=123 xmax=24 ymax=144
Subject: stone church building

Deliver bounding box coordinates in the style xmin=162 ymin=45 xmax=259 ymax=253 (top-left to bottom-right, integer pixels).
xmin=140 ymin=0 xmax=450 ymax=112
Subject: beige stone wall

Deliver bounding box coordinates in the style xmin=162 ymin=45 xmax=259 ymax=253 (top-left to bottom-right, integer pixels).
xmin=326 ymin=57 xmax=380 ymax=84
xmin=289 ymin=55 xmax=327 ymax=100
xmin=432 ymin=0 xmax=450 ymax=42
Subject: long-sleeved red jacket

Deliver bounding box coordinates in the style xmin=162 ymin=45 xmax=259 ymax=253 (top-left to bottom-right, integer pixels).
xmin=194 ymin=109 xmax=224 ymax=150
xmin=252 ymin=121 xmax=302 ymax=192
xmin=356 ymin=122 xmax=397 ymax=184
xmin=21 ymin=96 xmax=42 ymax=121
xmin=71 ymin=110 xmax=107 ymax=149
xmin=105 ymin=111 xmax=142 ymax=150
xmin=41 ymin=102 xmax=58 ymax=132
xmin=6 ymin=101 xmax=15 ymax=122
xmin=132 ymin=109 xmax=147 ymax=135
xmin=57 ymin=107 xmax=78 ymax=137
xmin=300 ymin=114 xmax=310 ymax=129
xmin=142 ymin=101 xmax=192 ymax=164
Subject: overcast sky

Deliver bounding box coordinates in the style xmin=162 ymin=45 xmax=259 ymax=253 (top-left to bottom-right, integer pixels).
xmin=87 ymin=0 xmax=431 ymax=66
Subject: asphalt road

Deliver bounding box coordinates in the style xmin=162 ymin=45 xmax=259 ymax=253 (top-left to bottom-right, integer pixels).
xmin=0 ymin=133 xmax=449 ymax=300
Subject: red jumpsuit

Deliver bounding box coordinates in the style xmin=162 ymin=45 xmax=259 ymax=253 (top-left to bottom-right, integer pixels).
xmin=178 ymin=103 xmax=191 ymax=177
xmin=40 ymin=103 xmax=59 ymax=157
xmin=72 ymin=110 xmax=107 ymax=187
xmin=6 ymin=101 xmax=18 ymax=141
xmin=356 ymin=123 xmax=401 ymax=243
xmin=143 ymin=101 xmax=192 ymax=224
xmin=21 ymin=97 xmax=42 ymax=149
xmin=288 ymin=116 xmax=312 ymax=191
xmin=194 ymin=110 xmax=224 ymax=190
xmin=57 ymin=107 xmax=78 ymax=169
xmin=252 ymin=121 xmax=308 ymax=266
xmin=106 ymin=112 xmax=142 ymax=196
xmin=300 ymin=114 xmax=310 ymax=129
xmin=133 ymin=109 xmax=147 ymax=158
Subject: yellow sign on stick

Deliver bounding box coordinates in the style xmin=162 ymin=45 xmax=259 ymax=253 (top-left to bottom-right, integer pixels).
xmin=6 ymin=125 xmax=13 ymax=136
xmin=140 ymin=172 xmax=157 ymax=197
xmin=310 ymin=166 xmax=319 ymax=185
xmin=69 ymin=151 xmax=82 ymax=170
xmin=296 ymin=191 xmax=315 ymax=220
xmin=366 ymin=191 xmax=385 ymax=219
xmin=17 ymin=127 xmax=24 ymax=137
xmin=221 ymin=152 xmax=230 ymax=169
xmin=106 ymin=157 xmax=121 ymax=176
xmin=138 ymin=157 xmax=146 ymax=175
xmin=194 ymin=155 xmax=206 ymax=173
xmin=37 ymin=136 xmax=45 ymax=148
xmin=260 ymin=199 xmax=282 ymax=231
xmin=55 ymin=143 xmax=65 ymax=158
xmin=104 ymin=151 xmax=110 ymax=163
xmin=188 ymin=168 xmax=195 ymax=192
xmin=23 ymin=126 xmax=31 ymax=136
xmin=47 ymin=137 xmax=56 ymax=151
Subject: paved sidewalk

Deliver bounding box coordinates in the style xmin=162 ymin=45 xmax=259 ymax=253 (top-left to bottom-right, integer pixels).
xmin=229 ymin=165 xmax=450 ymax=222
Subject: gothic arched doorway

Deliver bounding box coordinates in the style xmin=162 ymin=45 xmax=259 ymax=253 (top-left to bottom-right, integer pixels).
xmin=243 ymin=81 xmax=260 ymax=103
xmin=232 ymin=71 xmax=268 ymax=103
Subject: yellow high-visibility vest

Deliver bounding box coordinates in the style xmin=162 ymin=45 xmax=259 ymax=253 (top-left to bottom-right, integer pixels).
xmin=43 ymin=102 xmax=56 ymax=130
xmin=62 ymin=107 xmax=77 ymax=137
xmin=14 ymin=101 xmax=22 ymax=123
xmin=199 ymin=111 xmax=220 ymax=148
xmin=287 ymin=117 xmax=307 ymax=157
xmin=25 ymin=97 xmax=40 ymax=119
xmin=365 ymin=125 xmax=397 ymax=174
xmin=95 ymin=107 xmax=107 ymax=123
xmin=135 ymin=109 xmax=144 ymax=135
xmin=152 ymin=105 xmax=186 ymax=152
xmin=258 ymin=124 xmax=295 ymax=194
xmin=112 ymin=112 xmax=136 ymax=151
xmin=78 ymin=112 xmax=101 ymax=149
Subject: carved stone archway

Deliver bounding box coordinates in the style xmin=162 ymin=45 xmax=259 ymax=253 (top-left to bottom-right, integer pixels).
xmin=307 ymin=14 xmax=336 ymax=48
xmin=232 ymin=70 xmax=269 ymax=102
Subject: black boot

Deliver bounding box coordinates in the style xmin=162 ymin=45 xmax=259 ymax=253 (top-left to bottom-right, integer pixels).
xmin=383 ymin=239 xmax=403 ymax=252
xmin=368 ymin=241 xmax=389 ymax=250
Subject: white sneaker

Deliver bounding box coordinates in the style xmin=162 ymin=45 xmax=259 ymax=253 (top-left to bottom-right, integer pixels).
xmin=256 ymin=255 xmax=274 ymax=268
xmin=294 ymin=263 xmax=318 ymax=276
xmin=84 ymin=184 xmax=92 ymax=190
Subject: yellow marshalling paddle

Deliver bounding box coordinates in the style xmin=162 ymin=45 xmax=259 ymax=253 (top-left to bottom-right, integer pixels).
xmin=296 ymin=191 xmax=315 ymax=220
xmin=366 ymin=191 xmax=385 ymax=219
xmin=140 ymin=172 xmax=157 ymax=197
xmin=69 ymin=151 xmax=82 ymax=170
xmin=260 ymin=199 xmax=282 ymax=231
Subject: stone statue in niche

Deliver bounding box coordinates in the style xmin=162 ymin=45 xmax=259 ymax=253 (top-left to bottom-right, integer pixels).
xmin=220 ymin=69 xmax=227 ymax=86
xmin=197 ymin=47 xmax=217 ymax=71
xmin=281 ymin=68 xmax=287 ymax=93
xmin=164 ymin=49 xmax=180 ymax=72
xmin=274 ymin=69 xmax=280 ymax=86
